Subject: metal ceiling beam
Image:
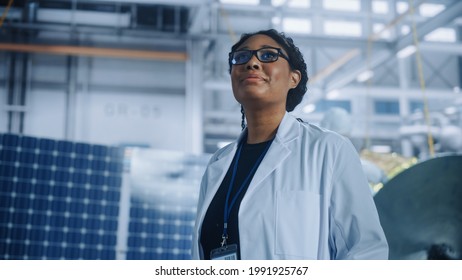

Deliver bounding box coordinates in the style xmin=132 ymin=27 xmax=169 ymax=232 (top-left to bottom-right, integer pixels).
xmin=93 ymin=0 xmax=209 ymax=6
xmin=396 ymin=0 xmax=462 ymax=51
xmin=324 ymin=50 xmax=392 ymax=93
xmin=0 ymin=43 xmax=188 ymax=61
xmin=419 ymin=42 xmax=462 ymax=54
xmin=325 ymin=0 xmax=462 ymax=94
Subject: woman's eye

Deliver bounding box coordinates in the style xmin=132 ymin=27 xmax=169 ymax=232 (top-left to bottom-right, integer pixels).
xmin=235 ymin=52 xmax=250 ymax=62
xmin=260 ymin=51 xmax=278 ymax=60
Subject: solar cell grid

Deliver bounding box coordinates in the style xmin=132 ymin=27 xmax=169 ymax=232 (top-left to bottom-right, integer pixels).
xmin=0 ymin=134 xmax=123 ymax=259
xmin=1 ymin=134 xmax=209 ymax=260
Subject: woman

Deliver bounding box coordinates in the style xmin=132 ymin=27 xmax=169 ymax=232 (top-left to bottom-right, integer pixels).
xmin=192 ymin=29 xmax=388 ymax=260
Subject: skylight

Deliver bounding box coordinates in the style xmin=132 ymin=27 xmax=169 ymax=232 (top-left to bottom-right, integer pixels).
xmin=396 ymin=1 xmax=409 ymax=14
xmin=272 ymin=0 xmax=310 ymax=8
xmin=220 ymin=0 xmax=259 ymax=5
xmin=372 ymin=0 xmax=389 ymax=14
xmin=282 ymin=18 xmax=311 ymax=34
xmin=373 ymin=23 xmax=391 ymax=39
xmin=424 ymin=28 xmax=456 ymax=43
xmin=419 ymin=3 xmax=445 ymax=17
xmin=324 ymin=20 xmax=361 ymax=37
xmin=323 ymin=0 xmax=360 ymax=12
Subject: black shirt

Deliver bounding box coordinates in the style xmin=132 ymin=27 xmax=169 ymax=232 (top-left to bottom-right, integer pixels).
xmin=200 ymin=138 xmax=272 ymax=259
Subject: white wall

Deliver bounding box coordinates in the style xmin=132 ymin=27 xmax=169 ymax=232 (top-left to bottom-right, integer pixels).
xmin=3 ymin=53 xmax=188 ymax=151
xmin=24 ymin=89 xmax=67 ymax=139
xmin=74 ymin=90 xmax=185 ymax=149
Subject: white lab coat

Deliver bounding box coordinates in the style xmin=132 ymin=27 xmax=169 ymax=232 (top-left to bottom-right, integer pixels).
xmin=192 ymin=112 xmax=388 ymax=259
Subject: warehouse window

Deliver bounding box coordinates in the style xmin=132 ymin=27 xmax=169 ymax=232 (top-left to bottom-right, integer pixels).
xmin=419 ymin=3 xmax=445 ymax=17
xmin=373 ymin=23 xmax=391 ymax=39
xmin=396 ymin=1 xmax=409 ymax=14
xmin=372 ymin=0 xmax=388 ymax=14
xmin=323 ymin=0 xmax=360 ymax=12
xmin=315 ymin=100 xmax=351 ymax=113
xmin=324 ymin=20 xmax=362 ymax=37
xmin=272 ymin=0 xmax=310 ymax=8
xmin=282 ymin=18 xmax=311 ymax=34
xmin=220 ymin=0 xmax=259 ymax=5
xmin=424 ymin=28 xmax=456 ymax=43
xmin=374 ymin=100 xmax=399 ymax=115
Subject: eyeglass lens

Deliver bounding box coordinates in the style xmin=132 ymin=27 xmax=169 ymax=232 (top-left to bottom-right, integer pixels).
xmin=231 ymin=48 xmax=280 ymax=65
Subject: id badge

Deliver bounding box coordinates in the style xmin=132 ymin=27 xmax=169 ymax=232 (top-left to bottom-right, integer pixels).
xmin=210 ymin=244 xmax=238 ymax=260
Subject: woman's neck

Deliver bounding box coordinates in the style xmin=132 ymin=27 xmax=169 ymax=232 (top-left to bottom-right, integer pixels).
xmin=244 ymin=109 xmax=285 ymax=144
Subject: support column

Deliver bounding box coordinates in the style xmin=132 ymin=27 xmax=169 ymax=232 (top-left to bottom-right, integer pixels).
xmin=398 ymin=56 xmax=413 ymax=157
xmin=65 ymin=56 xmax=78 ymax=141
xmin=185 ymin=39 xmax=204 ymax=154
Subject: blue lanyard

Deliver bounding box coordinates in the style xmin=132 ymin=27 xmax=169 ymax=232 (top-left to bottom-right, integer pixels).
xmin=221 ymin=138 xmax=272 ymax=246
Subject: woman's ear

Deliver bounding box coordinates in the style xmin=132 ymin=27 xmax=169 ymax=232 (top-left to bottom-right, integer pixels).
xmin=290 ymin=70 xmax=301 ymax=89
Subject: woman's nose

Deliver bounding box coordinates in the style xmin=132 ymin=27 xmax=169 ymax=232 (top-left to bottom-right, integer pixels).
xmin=245 ymin=55 xmax=261 ymax=70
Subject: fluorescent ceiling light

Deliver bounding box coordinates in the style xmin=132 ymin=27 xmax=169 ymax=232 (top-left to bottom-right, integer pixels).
xmin=356 ymin=70 xmax=374 ymax=82
xmin=396 ymin=45 xmax=416 ymax=59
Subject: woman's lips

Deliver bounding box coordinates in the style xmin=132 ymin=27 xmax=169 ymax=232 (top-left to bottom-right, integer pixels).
xmin=242 ymin=74 xmax=265 ymax=82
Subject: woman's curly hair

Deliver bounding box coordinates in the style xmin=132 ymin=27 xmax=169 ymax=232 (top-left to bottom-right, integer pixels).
xmin=229 ymin=29 xmax=309 ymax=112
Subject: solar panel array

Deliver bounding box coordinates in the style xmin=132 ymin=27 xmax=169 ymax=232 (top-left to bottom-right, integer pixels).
xmin=0 ymin=133 xmax=208 ymax=260
xmin=0 ymin=133 xmax=123 ymax=259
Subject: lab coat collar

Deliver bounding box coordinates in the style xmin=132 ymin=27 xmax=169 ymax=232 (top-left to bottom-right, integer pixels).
xmin=243 ymin=112 xmax=299 ymax=197
xmin=202 ymin=112 xmax=301 ymax=212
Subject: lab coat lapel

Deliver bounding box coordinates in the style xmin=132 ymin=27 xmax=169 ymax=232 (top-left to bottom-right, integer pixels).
xmin=200 ymin=131 xmax=247 ymax=209
xmin=244 ymin=113 xmax=300 ymax=197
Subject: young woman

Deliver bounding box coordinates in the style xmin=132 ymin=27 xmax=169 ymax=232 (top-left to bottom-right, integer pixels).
xmin=192 ymin=29 xmax=388 ymax=260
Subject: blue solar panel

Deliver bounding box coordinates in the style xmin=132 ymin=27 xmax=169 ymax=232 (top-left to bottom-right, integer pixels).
xmin=0 ymin=133 xmax=209 ymax=260
xmin=0 ymin=133 xmax=123 ymax=260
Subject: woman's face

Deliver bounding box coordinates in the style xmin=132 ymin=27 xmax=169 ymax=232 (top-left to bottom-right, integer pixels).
xmin=230 ymin=34 xmax=301 ymax=112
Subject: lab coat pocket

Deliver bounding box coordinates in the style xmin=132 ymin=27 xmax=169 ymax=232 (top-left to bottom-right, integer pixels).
xmin=275 ymin=191 xmax=321 ymax=259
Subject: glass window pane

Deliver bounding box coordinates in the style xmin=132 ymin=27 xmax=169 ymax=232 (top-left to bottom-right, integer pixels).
xmin=372 ymin=0 xmax=388 ymax=14
xmin=324 ymin=0 xmax=360 ymax=12
xmin=324 ymin=20 xmax=361 ymax=37
xmin=315 ymin=100 xmax=352 ymax=113
xmin=424 ymin=28 xmax=456 ymax=43
xmin=283 ymin=18 xmax=311 ymax=34
xmin=396 ymin=2 xmax=409 ymax=14
xmin=373 ymin=23 xmax=391 ymax=39
xmin=419 ymin=3 xmax=445 ymax=17
xmin=374 ymin=100 xmax=400 ymax=115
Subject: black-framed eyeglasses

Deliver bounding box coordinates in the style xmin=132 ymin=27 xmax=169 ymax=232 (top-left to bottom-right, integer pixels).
xmin=229 ymin=47 xmax=291 ymax=66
